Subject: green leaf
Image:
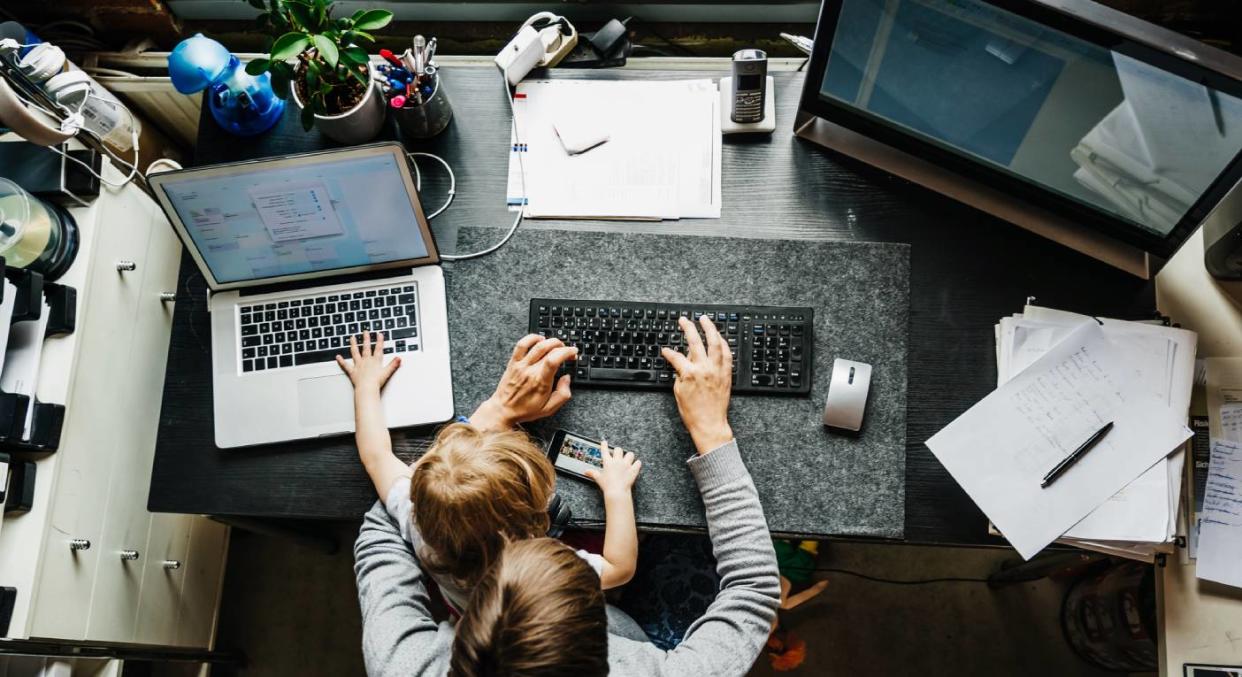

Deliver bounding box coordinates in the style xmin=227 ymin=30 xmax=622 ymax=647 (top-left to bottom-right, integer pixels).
xmin=305 ymin=59 xmax=319 ymax=89
xmin=312 ymin=34 xmax=338 ymax=67
xmin=344 ymin=30 xmax=374 ymax=44
xmin=300 ymin=102 xmax=316 ymax=131
xmin=335 ymin=17 xmax=350 ymax=30
xmin=244 ymin=58 xmax=271 ymax=75
xmin=270 ymin=67 xmax=291 ymax=99
xmin=347 ymin=64 xmax=367 ymax=86
xmin=288 ymin=2 xmax=316 ymax=30
xmin=350 ymin=9 xmax=366 ymax=22
xmin=270 ymin=32 xmax=310 ymax=60
xmin=341 ymin=46 xmax=368 ymax=65
xmin=352 ymin=9 xmax=392 ymax=31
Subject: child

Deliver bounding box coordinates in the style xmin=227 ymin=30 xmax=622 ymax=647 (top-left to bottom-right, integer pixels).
xmin=337 ymin=330 xmax=641 ymax=612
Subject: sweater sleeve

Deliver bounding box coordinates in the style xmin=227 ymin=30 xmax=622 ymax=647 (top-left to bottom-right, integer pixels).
xmin=354 ymin=500 xmax=453 ymax=677
xmin=615 ymin=440 xmax=781 ymax=676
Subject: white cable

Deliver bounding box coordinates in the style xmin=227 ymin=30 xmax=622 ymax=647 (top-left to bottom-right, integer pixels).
xmin=145 ymin=158 xmax=182 ymax=175
xmin=17 ymin=89 xmax=142 ymax=189
xmin=437 ymin=68 xmax=527 ymax=261
xmin=405 ymin=151 xmax=456 ymax=220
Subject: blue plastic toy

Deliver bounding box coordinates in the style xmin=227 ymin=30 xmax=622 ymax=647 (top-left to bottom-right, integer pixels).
xmin=168 ymin=34 xmax=284 ymax=136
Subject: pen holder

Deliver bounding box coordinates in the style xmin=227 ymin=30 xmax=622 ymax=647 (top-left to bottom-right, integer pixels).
xmin=393 ymin=73 xmax=452 ymax=141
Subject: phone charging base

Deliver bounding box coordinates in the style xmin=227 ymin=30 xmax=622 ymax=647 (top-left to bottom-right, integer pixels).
xmin=720 ymin=76 xmax=776 ymax=134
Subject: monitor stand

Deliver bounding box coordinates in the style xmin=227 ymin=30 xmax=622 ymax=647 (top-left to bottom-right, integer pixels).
xmin=794 ymin=110 xmax=1157 ymax=279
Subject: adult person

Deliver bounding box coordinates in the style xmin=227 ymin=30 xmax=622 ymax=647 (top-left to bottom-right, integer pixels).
xmin=354 ymin=315 xmax=781 ymax=676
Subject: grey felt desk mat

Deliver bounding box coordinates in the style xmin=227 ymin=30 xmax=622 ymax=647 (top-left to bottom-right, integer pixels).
xmin=445 ymin=228 xmax=909 ymax=538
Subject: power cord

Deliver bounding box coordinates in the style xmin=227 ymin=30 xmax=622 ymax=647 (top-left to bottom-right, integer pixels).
xmin=433 ymin=68 xmax=528 ymax=261
xmin=781 ymin=565 xmax=991 ymax=586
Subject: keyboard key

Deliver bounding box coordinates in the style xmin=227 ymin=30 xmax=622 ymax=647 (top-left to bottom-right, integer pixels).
xmin=280 ymin=355 xmax=293 ymax=368
xmin=242 ymin=335 xmax=260 ymax=347
xmin=267 ymin=356 xmax=279 ymax=369
xmin=295 ymin=347 xmax=353 ymax=366
xmin=243 ymin=359 xmax=254 ymax=372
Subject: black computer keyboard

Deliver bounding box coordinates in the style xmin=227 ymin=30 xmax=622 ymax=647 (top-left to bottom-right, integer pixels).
xmin=529 ymin=299 xmax=813 ymax=395
xmin=238 ymin=283 xmax=420 ymax=372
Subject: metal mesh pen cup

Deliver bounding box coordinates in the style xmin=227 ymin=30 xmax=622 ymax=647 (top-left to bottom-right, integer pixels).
xmin=393 ymin=73 xmax=453 ymax=140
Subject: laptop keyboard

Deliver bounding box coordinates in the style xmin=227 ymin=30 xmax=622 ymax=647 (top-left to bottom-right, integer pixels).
xmin=238 ymin=284 xmax=420 ymax=373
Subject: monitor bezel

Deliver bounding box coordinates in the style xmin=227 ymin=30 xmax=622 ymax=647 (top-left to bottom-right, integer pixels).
xmin=148 ymin=142 xmax=440 ymax=292
xmin=797 ymin=0 xmax=1242 ymax=261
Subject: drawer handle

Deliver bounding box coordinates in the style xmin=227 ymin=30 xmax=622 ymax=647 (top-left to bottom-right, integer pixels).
xmin=120 ymin=549 xmax=140 ymax=561
xmin=69 ymin=538 xmax=91 ymax=551
xmin=116 ymin=260 xmax=137 ymax=272
xmin=163 ymin=559 xmax=182 ymax=570
xmin=160 ymin=292 xmax=176 ymax=303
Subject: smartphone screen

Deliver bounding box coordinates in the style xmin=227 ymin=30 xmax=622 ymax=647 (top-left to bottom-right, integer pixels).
xmin=551 ymin=431 xmax=605 ymax=478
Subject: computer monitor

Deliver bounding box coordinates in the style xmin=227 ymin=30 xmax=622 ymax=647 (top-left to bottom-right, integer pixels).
xmin=796 ymin=0 xmax=1242 ymax=277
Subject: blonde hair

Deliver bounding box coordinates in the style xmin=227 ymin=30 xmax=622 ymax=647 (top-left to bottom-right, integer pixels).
xmin=451 ymin=538 xmax=608 ymax=677
xmin=410 ymin=422 xmax=556 ymax=590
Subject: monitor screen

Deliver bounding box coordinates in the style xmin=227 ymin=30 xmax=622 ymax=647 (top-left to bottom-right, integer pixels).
xmin=157 ymin=152 xmax=431 ymax=284
xmin=817 ymin=0 xmax=1242 ymax=240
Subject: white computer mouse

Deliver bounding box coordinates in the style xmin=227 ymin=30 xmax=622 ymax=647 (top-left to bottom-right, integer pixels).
xmin=822 ymin=358 xmax=872 ymax=432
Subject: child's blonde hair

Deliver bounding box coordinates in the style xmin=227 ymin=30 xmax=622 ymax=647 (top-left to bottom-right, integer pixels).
xmin=410 ymin=422 xmax=556 ymax=590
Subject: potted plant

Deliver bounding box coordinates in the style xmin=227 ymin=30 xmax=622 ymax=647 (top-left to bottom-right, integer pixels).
xmin=245 ymin=0 xmax=393 ymax=143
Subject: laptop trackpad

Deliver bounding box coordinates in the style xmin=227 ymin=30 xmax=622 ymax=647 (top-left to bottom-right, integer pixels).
xmin=297 ymin=375 xmax=354 ymax=427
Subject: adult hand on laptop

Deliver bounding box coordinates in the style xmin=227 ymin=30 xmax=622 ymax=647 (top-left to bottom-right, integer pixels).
xmin=661 ymin=316 xmax=735 ymax=456
xmin=471 ymin=335 xmax=577 ymax=433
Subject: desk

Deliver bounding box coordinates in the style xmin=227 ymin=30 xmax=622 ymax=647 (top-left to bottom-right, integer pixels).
xmin=148 ymin=59 xmax=1154 ymax=545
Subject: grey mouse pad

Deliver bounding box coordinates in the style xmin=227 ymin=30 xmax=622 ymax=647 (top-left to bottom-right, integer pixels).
xmin=444 ymin=227 xmax=909 ymax=539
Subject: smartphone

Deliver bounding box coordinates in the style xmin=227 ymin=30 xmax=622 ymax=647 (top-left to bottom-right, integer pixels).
xmin=546 ymin=429 xmax=609 ymax=481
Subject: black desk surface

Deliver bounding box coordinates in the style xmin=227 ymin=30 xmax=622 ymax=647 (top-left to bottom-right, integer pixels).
xmin=148 ymin=64 xmax=1154 ymax=546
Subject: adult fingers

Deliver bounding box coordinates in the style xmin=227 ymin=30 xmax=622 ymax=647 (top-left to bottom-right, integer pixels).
xmin=511 ymin=334 xmax=543 ymax=362
xmin=699 ymin=315 xmax=724 ymax=363
xmin=522 ymin=337 xmax=564 ymax=365
xmin=661 ymin=346 xmax=690 ymax=373
xmin=584 ymin=469 xmax=599 ymax=482
xmin=680 ymin=316 xmax=706 ymax=362
xmin=539 ymin=374 xmax=573 ymax=416
xmin=539 ymin=346 xmax=579 ymax=374
xmin=349 ymin=334 xmax=361 ymax=362
xmin=623 ymin=451 xmax=635 ymax=465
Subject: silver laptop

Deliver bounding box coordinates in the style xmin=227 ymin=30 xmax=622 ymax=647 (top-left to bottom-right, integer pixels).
xmin=149 ymin=143 xmax=454 ymax=448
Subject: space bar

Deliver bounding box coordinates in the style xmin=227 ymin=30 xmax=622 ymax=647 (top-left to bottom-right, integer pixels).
xmin=588 ymin=368 xmax=655 ymax=382
xmin=294 ymin=348 xmax=352 ymax=366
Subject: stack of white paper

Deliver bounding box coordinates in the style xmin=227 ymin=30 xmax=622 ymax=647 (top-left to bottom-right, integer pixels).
xmin=928 ymin=305 xmax=1196 ymax=561
xmin=506 ymin=79 xmax=722 ymax=220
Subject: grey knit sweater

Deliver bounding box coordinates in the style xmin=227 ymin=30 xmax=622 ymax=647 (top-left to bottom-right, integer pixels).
xmin=353 ymin=440 xmax=781 ymax=676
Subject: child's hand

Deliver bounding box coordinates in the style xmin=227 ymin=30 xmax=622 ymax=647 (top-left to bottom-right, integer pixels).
xmin=585 ymin=441 xmax=641 ymax=499
xmin=336 ymin=330 xmax=401 ymax=393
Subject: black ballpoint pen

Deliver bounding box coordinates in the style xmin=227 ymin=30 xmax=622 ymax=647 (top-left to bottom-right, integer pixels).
xmin=1041 ymin=421 xmax=1114 ymax=488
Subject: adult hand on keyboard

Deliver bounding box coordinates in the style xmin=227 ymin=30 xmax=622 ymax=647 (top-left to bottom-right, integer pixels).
xmin=661 ymin=316 xmax=735 ymax=456
xmin=471 ymin=334 xmax=578 ymax=432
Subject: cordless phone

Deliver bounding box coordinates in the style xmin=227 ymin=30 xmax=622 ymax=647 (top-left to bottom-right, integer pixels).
xmin=730 ymin=49 xmax=768 ymax=124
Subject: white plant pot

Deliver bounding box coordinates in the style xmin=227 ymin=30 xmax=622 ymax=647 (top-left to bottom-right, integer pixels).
xmin=291 ymin=61 xmax=385 ymax=144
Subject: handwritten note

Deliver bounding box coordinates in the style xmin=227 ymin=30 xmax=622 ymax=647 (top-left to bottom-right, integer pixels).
xmin=927 ymin=322 xmax=1192 ymax=560
xmin=1197 ymin=440 xmax=1242 ymax=588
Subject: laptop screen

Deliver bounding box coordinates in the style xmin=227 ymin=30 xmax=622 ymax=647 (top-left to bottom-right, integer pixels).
xmin=155 ymin=148 xmax=433 ymax=286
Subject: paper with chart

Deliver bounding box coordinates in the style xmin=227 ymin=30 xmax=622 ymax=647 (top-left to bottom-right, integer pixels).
xmin=997 ymin=307 xmax=1196 ymax=548
xmin=506 ymin=79 xmax=722 ymax=219
xmin=929 ymin=321 xmax=1192 ymax=559
xmin=1197 ymin=440 xmax=1242 ymax=588
xmin=0 ymin=301 xmax=50 ymax=439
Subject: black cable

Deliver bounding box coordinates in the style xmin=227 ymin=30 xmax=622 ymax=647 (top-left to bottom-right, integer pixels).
xmin=782 ymin=565 xmax=991 ymax=585
xmin=622 ymin=16 xmax=698 ymax=58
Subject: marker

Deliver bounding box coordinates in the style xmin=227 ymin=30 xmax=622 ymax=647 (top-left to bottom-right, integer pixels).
xmin=389 ymin=95 xmax=406 ymax=109
xmin=378 ymin=49 xmax=403 ymax=67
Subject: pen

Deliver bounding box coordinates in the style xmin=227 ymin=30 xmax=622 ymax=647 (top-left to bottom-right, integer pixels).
xmin=1040 ymin=421 xmax=1113 ymax=488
